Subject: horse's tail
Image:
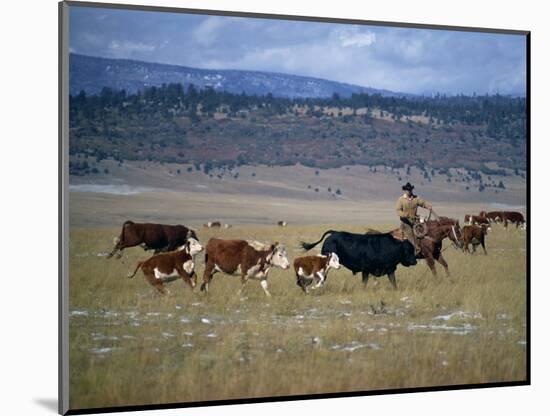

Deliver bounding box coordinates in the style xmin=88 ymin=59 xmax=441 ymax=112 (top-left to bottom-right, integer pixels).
xmin=300 ymin=230 xmax=336 ymax=251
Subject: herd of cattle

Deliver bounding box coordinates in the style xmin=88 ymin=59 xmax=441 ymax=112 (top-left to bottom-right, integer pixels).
xmin=106 ymin=210 xmax=525 ymax=296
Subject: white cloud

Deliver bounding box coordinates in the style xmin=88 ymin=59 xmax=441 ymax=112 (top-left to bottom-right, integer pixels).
xmin=398 ymin=38 xmax=425 ymax=63
xmin=334 ymin=26 xmax=376 ymax=48
xmin=108 ymin=40 xmax=156 ymax=56
xmin=69 ymin=7 xmax=527 ymax=95
xmin=192 ymin=16 xmax=227 ymax=47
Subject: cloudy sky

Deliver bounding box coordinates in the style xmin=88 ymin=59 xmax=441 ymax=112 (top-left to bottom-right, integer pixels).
xmin=69 ymin=6 xmax=527 ymax=96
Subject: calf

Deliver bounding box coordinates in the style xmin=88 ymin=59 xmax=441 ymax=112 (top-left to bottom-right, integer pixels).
xmin=462 ymin=225 xmax=488 ymax=255
xmin=293 ymin=253 xmax=340 ymax=293
xmin=200 ymin=239 xmax=290 ymax=297
xmin=127 ymin=238 xmax=203 ymax=294
xmin=277 ymin=221 xmax=287 ymax=227
xmin=480 ymin=211 xmax=500 ymax=222
xmin=464 ymin=214 xmax=491 ymax=230
xmin=109 ymin=221 xmax=198 ymax=258
xmin=481 ymin=210 xmax=512 ymax=227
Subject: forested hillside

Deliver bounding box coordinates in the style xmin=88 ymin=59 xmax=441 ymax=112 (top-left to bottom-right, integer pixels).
xmin=69 ymin=83 xmax=527 ymax=177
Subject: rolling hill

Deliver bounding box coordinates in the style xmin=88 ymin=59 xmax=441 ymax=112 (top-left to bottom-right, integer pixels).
xmin=69 ymin=53 xmax=409 ymax=98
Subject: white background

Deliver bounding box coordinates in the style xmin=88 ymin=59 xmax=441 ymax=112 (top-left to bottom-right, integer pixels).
xmin=1 ymin=0 xmax=545 ymax=415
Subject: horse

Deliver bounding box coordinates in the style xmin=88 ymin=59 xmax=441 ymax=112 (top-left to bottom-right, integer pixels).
xmin=390 ymin=221 xmax=462 ymax=277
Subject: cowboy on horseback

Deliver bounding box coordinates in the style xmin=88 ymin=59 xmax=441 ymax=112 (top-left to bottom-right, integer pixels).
xmin=396 ymin=182 xmax=432 ymax=254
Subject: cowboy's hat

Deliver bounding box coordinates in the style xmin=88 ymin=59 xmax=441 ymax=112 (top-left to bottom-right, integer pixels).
xmin=402 ymin=182 xmax=415 ymax=192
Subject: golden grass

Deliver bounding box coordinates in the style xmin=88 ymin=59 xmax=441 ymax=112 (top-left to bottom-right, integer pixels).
xmin=68 ymin=224 xmax=527 ymax=410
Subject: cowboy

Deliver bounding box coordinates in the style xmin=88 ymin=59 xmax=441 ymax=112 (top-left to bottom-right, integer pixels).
xmin=396 ymin=182 xmax=432 ymax=254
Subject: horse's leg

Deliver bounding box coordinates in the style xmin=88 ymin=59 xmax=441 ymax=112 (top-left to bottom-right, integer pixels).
xmin=427 ymin=258 xmax=437 ymax=276
xmin=424 ymin=248 xmax=437 ymax=276
xmin=436 ymin=254 xmax=450 ymax=277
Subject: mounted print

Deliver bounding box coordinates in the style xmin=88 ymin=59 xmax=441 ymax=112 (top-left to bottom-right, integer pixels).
xmin=59 ymin=1 xmax=529 ymax=414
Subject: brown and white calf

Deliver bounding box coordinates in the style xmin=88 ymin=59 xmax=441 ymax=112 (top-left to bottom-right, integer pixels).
xmin=480 ymin=211 xmax=503 ymax=223
xmin=464 ymin=214 xmax=491 ymax=231
xmin=200 ymin=238 xmax=290 ymax=297
xmin=127 ymin=238 xmax=203 ymax=294
xmin=293 ymin=253 xmax=340 ymax=293
xmin=462 ymin=225 xmax=488 ymax=255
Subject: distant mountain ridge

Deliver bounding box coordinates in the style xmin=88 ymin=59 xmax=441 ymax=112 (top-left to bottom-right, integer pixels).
xmin=69 ymin=53 xmax=410 ymax=98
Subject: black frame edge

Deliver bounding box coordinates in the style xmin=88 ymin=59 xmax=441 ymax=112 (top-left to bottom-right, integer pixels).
xmin=64 ymin=0 xmax=529 ymax=35
xmin=59 ymin=1 xmax=70 ymax=415
xmin=525 ymin=31 xmax=531 ymax=385
xmin=66 ymin=380 xmax=529 ymax=415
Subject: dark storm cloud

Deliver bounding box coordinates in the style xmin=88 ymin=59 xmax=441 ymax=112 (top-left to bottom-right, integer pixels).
xmin=69 ymin=6 xmax=526 ymax=95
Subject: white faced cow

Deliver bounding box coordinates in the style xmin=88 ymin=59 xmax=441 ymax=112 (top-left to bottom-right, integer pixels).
xmin=200 ymin=238 xmax=290 ymax=297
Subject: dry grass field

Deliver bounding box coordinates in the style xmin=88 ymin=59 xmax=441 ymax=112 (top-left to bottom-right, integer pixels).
xmin=68 ymin=222 xmax=527 ymax=411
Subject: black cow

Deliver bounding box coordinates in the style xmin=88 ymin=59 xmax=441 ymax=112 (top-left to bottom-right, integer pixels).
xmin=300 ymin=230 xmax=417 ymax=289
xmin=108 ymin=221 xmax=198 ymax=259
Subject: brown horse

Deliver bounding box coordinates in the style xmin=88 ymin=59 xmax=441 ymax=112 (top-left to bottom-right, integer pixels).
xmin=420 ymin=223 xmax=463 ymax=276
xmin=427 ymin=216 xmax=460 ymax=227
xmin=390 ymin=221 xmax=462 ymax=277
